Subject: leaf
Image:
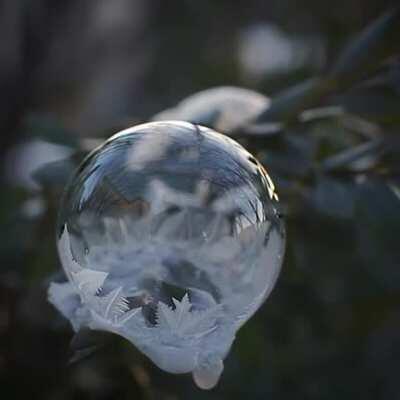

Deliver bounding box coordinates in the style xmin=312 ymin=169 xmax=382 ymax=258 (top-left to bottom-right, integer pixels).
xmin=355 ymin=181 xmax=400 ymax=291
xmin=69 ymin=328 xmax=112 ymax=364
xmin=153 ymin=86 xmax=269 ymax=132
xmin=309 ymin=176 xmax=357 ymax=220
xmin=321 ymin=139 xmax=384 ymax=172
xmin=248 ymin=9 xmax=400 ymax=127
xmin=31 ymin=158 xmax=75 ymax=189
xmin=261 ymin=133 xmax=315 ymax=178
xmin=336 ymin=86 xmax=400 ymax=125
xmin=23 ymin=113 xmax=79 ymax=147
xmin=330 ymin=7 xmax=400 ymax=87
xmin=253 ymin=78 xmax=332 ymax=123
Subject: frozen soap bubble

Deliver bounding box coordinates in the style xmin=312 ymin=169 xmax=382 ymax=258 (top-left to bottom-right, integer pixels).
xmin=48 ymin=121 xmax=285 ymax=389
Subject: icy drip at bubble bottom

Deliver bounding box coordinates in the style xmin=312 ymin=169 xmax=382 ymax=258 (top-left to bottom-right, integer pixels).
xmin=49 ymin=218 xmax=283 ymax=389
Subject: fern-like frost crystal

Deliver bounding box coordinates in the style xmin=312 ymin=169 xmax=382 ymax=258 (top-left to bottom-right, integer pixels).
xmin=48 ymin=121 xmax=285 ymax=389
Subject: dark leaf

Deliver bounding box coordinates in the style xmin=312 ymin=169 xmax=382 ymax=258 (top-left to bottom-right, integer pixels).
xmin=355 ymin=181 xmax=400 ymax=291
xmin=31 ymin=157 xmax=77 ymax=189
xmin=261 ymin=134 xmax=315 ymax=178
xmin=253 ymin=78 xmax=333 ymax=123
xmin=69 ymin=329 xmax=113 ymax=364
xmin=251 ymin=9 xmax=400 ymax=127
xmin=330 ymin=7 xmax=400 ymax=87
xmin=337 ymin=86 xmax=400 ymax=124
xmin=321 ymin=139 xmax=384 ymax=172
xmin=23 ymin=113 xmax=79 ymax=147
xmin=309 ymin=176 xmax=357 ymax=219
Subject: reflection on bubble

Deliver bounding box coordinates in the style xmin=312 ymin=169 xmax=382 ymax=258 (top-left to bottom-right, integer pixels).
xmin=48 ymin=121 xmax=285 ymax=389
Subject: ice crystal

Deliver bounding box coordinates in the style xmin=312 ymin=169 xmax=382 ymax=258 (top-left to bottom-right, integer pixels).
xmin=156 ymin=294 xmax=221 ymax=338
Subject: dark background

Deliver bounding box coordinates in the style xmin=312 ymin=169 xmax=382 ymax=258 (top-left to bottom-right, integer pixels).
xmin=1 ymin=0 xmax=400 ymax=399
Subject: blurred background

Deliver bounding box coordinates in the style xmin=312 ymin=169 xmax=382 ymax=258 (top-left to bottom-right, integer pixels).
xmin=1 ymin=0 xmax=400 ymax=399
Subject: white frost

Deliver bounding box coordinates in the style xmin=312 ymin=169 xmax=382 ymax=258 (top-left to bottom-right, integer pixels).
xmin=50 ymin=219 xmax=283 ymax=389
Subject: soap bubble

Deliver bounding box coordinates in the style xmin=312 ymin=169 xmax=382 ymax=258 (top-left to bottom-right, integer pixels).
xmin=48 ymin=121 xmax=285 ymax=389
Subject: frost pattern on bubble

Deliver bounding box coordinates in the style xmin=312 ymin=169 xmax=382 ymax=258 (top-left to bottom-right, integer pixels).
xmin=48 ymin=121 xmax=285 ymax=389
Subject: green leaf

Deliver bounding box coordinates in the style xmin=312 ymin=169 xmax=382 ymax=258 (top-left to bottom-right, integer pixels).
xmin=310 ymin=176 xmax=357 ymax=220
xmin=23 ymin=113 xmax=79 ymax=147
xmin=321 ymin=139 xmax=383 ymax=172
xmin=337 ymin=86 xmax=400 ymax=125
xmin=355 ymin=181 xmax=400 ymax=291
xmin=330 ymin=7 xmax=400 ymax=87
xmin=250 ymin=8 xmax=400 ymax=127
xmin=31 ymin=158 xmax=76 ymax=189
xmin=253 ymin=78 xmax=333 ymax=123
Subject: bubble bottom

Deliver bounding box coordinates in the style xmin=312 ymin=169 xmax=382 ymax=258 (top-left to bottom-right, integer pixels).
xmin=49 ymin=216 xmax=283 ymax=388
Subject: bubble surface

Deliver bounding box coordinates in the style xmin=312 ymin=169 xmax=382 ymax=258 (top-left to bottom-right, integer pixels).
xmin=49 ymin=121 xmax=285 ymax=389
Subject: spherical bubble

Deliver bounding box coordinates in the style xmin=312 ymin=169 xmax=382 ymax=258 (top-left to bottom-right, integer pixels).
xmin=49 ymin=121 xmax=285 ymax=389
xmin=152 ymin=86 xmax=269 ymax=132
